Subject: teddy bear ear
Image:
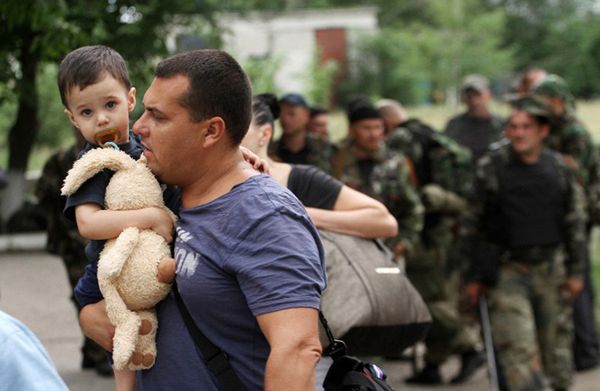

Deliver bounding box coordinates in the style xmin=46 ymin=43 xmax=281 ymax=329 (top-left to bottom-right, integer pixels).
xmin=61 ymin=148 xmax=136 ymax=196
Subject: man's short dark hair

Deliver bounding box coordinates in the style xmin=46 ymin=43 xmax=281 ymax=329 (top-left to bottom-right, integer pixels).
xmin=58 ymin=45 xmax=132 ymax=108
xmin=155 ymin=49 xmax=252 ymax=146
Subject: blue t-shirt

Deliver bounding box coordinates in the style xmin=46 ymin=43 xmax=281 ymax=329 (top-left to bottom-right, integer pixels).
xmin=69 ymin=131 xmax=181 ymax=307
xmin=136 ymin=174 xmax=326 ymax=391
xmin=0 ymin=311 xmax=68 ymax=391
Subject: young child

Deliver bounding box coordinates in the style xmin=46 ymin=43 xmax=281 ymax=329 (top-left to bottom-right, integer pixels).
xmin=58 ymin=45 xmax=176 ymax=390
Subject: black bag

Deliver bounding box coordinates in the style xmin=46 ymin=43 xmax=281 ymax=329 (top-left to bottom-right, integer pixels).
xmin=321 ymin=313 xmax=397 ymax=391
xmin=319 ymin=230 xmax=431 ymax=356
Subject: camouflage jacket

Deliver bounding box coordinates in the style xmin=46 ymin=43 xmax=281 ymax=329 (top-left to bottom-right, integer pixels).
xmin=332 ymin=139 xmax=424 ymax=255
xmin=270 ymin=132 xmax=338 ymax=175
xmin=546 ymin=115 xmax=600 ymax=224
xmin=35 ymin=144 xmax=88 ymax=256
xmin=462 ymin=145 xmax=587 ymax=281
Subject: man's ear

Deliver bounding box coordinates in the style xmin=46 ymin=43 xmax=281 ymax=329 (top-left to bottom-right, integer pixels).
xmin=64 ymin=108 xmax=79 ymax=129
xmin=128 ymin=87 xmax=137 ymax=112
xmin=202 ymin=117 xmax=226 ymax=147
xmin=540 ymin=123 xmax=550 ymax=140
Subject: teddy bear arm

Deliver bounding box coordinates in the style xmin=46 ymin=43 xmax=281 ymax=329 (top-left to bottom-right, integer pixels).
xmin=99 ymin=227 xmax=141 ymax=280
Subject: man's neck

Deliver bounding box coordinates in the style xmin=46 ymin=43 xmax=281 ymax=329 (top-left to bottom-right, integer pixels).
xmin=468 ymin=107 xmax=491 ymax=119
xmin=350 ymin=143 xmax=376 ymax=160
xmin=180 ymin=149 xmax=257 ymax=208
xmin=281 ymin=128 xmax=307 ymax=153
xmin=514 ymin=146 xmax=543 ymax=164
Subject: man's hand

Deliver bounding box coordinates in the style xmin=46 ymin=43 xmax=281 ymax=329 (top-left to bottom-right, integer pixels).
xmin=149 ymin=207 xmax=175 ymax=243
xmin=562 ymin=277 xmax=584 ymax=302
xmin=463 ymin=282 xmax=486 ymax=310
xmin=393 ymin=241 xmax=406 ymax=258
xmin=561 ymin=154 xmax=579 ymax=172
xmin=80 ymin=300 xmax=115 ymax=352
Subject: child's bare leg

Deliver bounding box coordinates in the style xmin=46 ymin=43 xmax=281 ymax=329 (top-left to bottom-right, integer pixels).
xmin=114 ymin=368 xmax=136 ymax=391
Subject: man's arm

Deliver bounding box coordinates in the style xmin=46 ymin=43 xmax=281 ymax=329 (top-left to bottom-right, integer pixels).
xmin=256 ymin=307 xmax=322 ymax=391
xmin=562 ymin=164 xmax=587 ymax=299
xmin=75 ymin=203 xmax=174 ymax=242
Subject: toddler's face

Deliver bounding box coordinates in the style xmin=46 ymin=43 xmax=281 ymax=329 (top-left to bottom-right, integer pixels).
xmin=64 ymin=73 xmax=136 ymax=146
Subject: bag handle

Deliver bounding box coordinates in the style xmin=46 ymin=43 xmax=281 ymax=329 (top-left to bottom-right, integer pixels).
xmin=172 ymin=281 xmax=245 ymax=391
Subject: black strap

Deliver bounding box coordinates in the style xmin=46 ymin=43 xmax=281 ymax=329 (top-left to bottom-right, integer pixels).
xmin=172 ymin=281 xmax=245 ymax=391
xmin=319 ymin=311 xmax=347 ymax=359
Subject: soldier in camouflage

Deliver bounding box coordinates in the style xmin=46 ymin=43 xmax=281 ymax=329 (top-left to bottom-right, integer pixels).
xmin=378 ymin=99 xmax=484 ymax=385
xmin=269 ymin=93 xmax=337 ymax=174
xmin=463 ymin=96 xmax=586 ymax=391
xmin=35 ymin=131 xmax=111 ymax=377
xmin=332 ymin=100 xmax=423 ymax=261
xmin=532 ymin=75 xmax=600 ymax=371
xmin=444 ymin=74 xmax=505 ymax=161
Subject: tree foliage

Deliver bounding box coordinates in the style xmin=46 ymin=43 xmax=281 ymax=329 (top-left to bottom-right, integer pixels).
xmin=0 ymin=0 xmax=219 ymax=221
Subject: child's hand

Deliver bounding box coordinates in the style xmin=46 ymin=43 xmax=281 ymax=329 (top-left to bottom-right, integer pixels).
xmin=149 ymin=207 xmax=175 ymax=243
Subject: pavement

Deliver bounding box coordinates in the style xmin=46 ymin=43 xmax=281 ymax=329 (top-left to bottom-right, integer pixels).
xmin=1 ymin=250 xmax=599 ymax=390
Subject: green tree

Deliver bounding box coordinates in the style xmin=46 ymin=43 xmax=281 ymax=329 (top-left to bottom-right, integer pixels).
xmin=0 ymin=0 xmax=218 ymax=224
xmin=341 ymin=0 xmax=513 ymax=105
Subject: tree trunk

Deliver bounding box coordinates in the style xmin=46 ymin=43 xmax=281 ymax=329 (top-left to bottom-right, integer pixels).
xmin=0 ymin=31 xmax=40 ymax=225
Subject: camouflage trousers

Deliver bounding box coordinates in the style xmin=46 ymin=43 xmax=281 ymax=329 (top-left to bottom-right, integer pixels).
xmin=407 ymin=244 xmax=480 ymax=364
xmin=489 ymin=257 xmax=573 ymax=391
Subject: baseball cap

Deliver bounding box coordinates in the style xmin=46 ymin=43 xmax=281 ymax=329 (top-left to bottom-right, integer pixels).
xmin=461 ymin=74 xmax=490 ymax=93
xmin=279 ymin=92 xmax=308 ymax=108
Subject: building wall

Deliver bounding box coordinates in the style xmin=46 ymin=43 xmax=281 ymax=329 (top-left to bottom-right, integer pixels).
xmin=219 ymin=7 xmax=378 ymax=95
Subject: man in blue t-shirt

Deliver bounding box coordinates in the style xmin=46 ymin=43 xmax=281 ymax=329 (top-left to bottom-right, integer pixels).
xmin=79 ymin=49 xmax=327 ymax=391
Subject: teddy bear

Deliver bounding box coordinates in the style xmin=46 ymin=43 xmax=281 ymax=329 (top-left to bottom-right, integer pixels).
xmin=61 ymin=147 xmax=176 ymax=370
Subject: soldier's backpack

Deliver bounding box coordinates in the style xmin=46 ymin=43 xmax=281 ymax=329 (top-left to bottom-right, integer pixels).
xmin=319 ymin=230 xmax=432 ymax=356
xmin=391 ymin=119 xmax=473 ymax=197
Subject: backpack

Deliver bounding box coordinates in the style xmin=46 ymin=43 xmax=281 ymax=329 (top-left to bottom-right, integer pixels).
xmin=397 ymin=119 xmax=473 ymax=197
xmin=319 ymin=230 xmax=431 ymax=357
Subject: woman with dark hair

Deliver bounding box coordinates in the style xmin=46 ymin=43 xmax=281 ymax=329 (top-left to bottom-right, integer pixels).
xmin=242 ymin=94 xmax=398 ymax=239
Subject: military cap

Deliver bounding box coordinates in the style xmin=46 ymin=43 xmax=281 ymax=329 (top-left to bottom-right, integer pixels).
xmin=532 ymin=74 xmax=576 ymax=111
xmin=461 ymin=74 xmax=490 ymax=93
xmin=510 ymin=95 xmax=552 ymax=119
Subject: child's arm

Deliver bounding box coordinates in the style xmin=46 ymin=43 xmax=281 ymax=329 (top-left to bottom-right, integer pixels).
xmin=114 ymin=368 xmax=136 ymax=391
xmin=75 ymin=203 xmax=174 ymax=242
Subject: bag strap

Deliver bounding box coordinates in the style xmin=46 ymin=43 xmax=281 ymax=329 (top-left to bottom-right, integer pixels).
xmin=319 ymin=311 xmax=348 ymax=359
xmin=174 ymin=280 xmax=345 ymax=387
xmin=172 ymin=281 xmax=245 ymax=391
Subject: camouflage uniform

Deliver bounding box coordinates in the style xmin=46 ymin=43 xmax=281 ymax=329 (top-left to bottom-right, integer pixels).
xmin=388 ymin=121 xmax=480 ymax=366
xmin=332 ymin=139 xmax=423 ymax=257
xmin=34 ymin=144 xmax=106 ymax=366
xmin=270 ymin=132 xmax=337 ymax=175
xmin=533 ymin=76 xmax=600 ymax=371
xmin=463 ymin=144 xmax=587 ymax=391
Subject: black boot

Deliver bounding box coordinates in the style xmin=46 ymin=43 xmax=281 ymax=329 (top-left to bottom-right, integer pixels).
xmin=450 ymin=349 xmax=485 ymax=384
xmin=405 ymin=362 xmax=442 ymax=384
